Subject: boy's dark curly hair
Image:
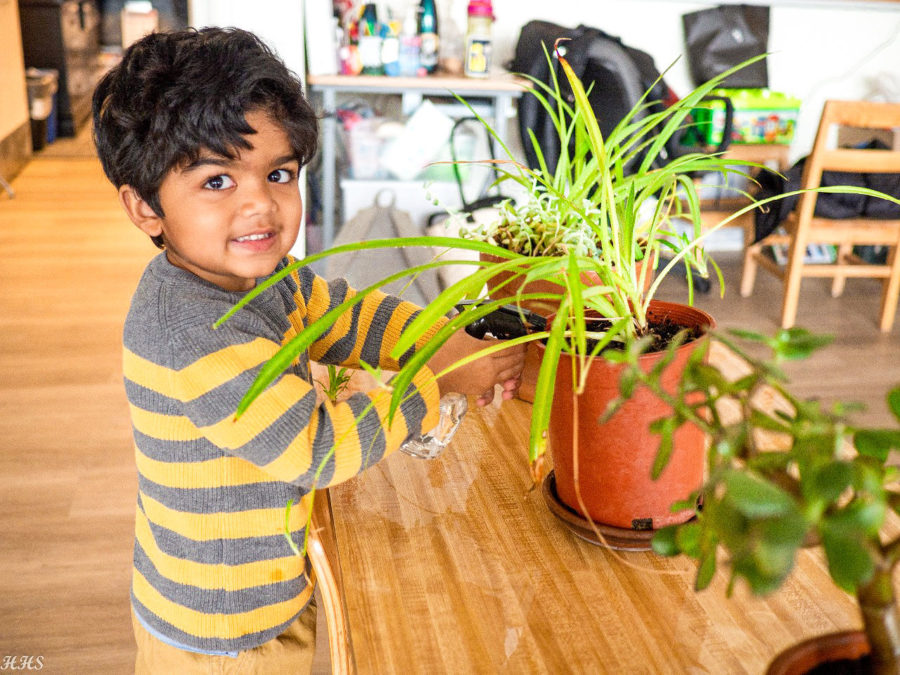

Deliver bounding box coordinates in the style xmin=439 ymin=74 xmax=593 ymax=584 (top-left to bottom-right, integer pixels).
xmin=92 ymin=27 xmax=318 ymax=248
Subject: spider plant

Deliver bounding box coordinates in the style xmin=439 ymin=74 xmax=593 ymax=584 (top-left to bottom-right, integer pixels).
xmin=454 ymin=43 xmax=768 ymax=337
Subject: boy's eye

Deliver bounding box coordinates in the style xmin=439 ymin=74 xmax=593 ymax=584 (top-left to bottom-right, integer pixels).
xmin=204 ymin=174 xmax=235 ymax=190
xmin=268 ymin=168 xmax=295 ymax=184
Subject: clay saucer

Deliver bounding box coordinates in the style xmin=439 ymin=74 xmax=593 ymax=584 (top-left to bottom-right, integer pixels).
xmin=541 ymin=470 xmax=656 ymax=551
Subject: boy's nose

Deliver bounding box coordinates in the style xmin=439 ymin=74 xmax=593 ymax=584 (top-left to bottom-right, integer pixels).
xmin=239 ymin=181 xmax=277 ymax=218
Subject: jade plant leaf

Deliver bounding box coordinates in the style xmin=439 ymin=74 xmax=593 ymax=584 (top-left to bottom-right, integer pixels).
xmin=822 ymin=525 xmax=875 ymax=592
xmin=807 ymin=461 xmax=855 ymax=504
xmin=723 ymin=470 xmax=797 ymax=519
xmin=854 ymin=429 xmax=900 ymax=462
xmin=771 ymin=327 xmax=835 ymax=361
xmin=651 ymin=524 xmax=680 ymax=557
xmin=889 ymin=387 xmax=900 ymax=422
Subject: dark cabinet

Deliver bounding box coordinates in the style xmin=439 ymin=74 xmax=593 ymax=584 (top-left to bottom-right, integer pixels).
xmin=18 ymin=0 xmax=103 ymax=137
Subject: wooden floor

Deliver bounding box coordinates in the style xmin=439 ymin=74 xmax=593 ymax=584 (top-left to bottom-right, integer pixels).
xmin=1 ymin=134 xmax=898 ymax=674
xmin=655 ymin=251 xmax=900 ymax=428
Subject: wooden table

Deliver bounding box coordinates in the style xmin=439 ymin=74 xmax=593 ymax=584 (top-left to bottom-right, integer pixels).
xmin=322 ymin=345 xmax=865 ymax=673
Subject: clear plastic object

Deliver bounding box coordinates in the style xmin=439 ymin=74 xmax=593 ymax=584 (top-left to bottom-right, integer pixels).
xmin=400 ymin=393 xmax=468 ymax=459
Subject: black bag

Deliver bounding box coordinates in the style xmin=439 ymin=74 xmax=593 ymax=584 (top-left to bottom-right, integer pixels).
xmin=327 ymin=193 xmax=443 ymax=305
xmin=682 ymin=4 xmax=769 ymax=89
xmin=509 ymin=21 xmax=725 ymax=176
xmin=753 ymin=140 xmax=900 ymax=242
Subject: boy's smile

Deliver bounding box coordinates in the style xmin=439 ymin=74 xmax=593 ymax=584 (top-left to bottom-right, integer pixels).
xmin=120 ymin=110 xmax=302 ymax=292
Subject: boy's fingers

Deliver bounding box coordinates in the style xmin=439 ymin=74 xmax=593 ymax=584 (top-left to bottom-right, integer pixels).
xmin=476 ymin=389 xmax=495 ymax=406
xmin=497 ymin=365 xmax=523 ymax=383
xmin=501 ymin=377 xmax=520 ymax=391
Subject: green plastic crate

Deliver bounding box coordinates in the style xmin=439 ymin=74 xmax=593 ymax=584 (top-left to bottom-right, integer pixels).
xmin=693 ymin=89 xmax=801 ymax=145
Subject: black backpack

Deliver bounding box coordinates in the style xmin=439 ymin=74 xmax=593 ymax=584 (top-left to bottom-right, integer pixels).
xmin=753 ymin=139 xmax=900 ymax=243
xmin=509 ymin=21 xmax=730 ymax=175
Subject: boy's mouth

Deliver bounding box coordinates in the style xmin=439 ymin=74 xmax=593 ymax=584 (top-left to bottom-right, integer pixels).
xmin=234 ymin=232 xmax=274 ymax=243
xmin=232 ymin=231 xmax=277 ymax=252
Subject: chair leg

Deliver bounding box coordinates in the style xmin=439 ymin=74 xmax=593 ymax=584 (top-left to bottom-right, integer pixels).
xmin=780 ymin=239 xmax=806 ymax=329
xmin=831 ymin=243 xmax=852 ymax=297
xmin=879 ymin=244 xmax=900 ymax=332
xmin=741 ymin=240 xmax=761 ymax=298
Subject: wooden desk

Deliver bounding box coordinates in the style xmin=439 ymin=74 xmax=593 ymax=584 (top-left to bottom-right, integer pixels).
xmin=322 ymin=344 xmax=866 ymax=673
xmin=306 ymin=73 xmax=528 ymax=250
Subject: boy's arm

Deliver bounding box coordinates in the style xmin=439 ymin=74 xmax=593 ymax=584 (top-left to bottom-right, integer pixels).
xmin=293 ymin=265 xmax=525 ymax=405
xmin=294 ymin=266 xmax=448 ymax=371
xmin=130 ymin=319 xmax=441 ymax=490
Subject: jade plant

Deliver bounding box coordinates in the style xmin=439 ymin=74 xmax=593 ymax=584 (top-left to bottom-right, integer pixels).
xmin=614 ymin=326 xmax=900 ymax=673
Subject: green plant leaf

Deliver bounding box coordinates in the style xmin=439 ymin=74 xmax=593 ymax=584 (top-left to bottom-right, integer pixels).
xmin=772 ymin=327 xmax=834 ymax=361
xmin=725 ymin=327 xmax=769 ymax=343
xmin=821 ymin=525 xmax=875 ymax=592
xmin=696 ymin=550 xmax=717 ymax=591
xmin=808 ymin=461 xmax=854 ymax=504
xmin=854 ymin=429 xmax=900 ymax=462
xmin=529 ymin=303 xmax=566 ymax=464
xmin=651 ymin=525 xmax=680 ymax=557
xmin=827 ymin=500 xmax=886 ymax=539
xmin=651 ymin=416 xmax=677 ymax=479
xmin=675 ymin=521 xmax=703 ymax=557
xmin=889 ymin=387 xmax=900 ymax=423
xmin=746 ymin=451 xmax=793 ymax=473
xmin=723 ymin=470 xmax=796 ymax=519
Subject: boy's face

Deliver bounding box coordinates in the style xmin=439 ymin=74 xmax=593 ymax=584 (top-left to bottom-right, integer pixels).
xmin=120 ymin=110 xmax=303 ymax=292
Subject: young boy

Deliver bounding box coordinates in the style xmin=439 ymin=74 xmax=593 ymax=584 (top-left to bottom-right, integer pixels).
xmin=93 ymin=27 xmax=524 ymax=673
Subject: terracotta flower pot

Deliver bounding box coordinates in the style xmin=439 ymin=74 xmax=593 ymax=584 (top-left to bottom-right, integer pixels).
xmin=480 ymin=251 xmax=654 ymax=403
xmin=766 ymin=631 xmax=870 ymax=675
xmin=547 ymin=300 xmax=714 ymax=530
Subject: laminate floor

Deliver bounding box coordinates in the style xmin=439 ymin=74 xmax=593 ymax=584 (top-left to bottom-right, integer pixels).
xmin=654 ymin=250 xmax=900 ymax=427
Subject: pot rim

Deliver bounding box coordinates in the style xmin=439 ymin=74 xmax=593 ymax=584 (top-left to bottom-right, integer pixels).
xmin=537 ymin=299 xmax=716 ymax=360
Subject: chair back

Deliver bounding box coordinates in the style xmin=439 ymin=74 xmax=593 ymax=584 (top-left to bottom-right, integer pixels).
xmin=796 ymin=100 xmax=900 ymax=224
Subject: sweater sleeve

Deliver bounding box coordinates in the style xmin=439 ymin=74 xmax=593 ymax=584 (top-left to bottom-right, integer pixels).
xmin=292 ymin=264 xmax=449 ymax=371
xmin=158 ymin=312 xmax=441 ymax=491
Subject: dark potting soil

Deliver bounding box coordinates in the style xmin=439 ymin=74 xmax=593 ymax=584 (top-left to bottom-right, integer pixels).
xmin=805 ymin=655 xmax=872 ymax=674
xmin=580 ymin=317 xmax=703 ymax=355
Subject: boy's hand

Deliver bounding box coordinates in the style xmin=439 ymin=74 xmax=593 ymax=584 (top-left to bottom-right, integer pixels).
xmin=426 ymin=329 xmax=526 ymax=406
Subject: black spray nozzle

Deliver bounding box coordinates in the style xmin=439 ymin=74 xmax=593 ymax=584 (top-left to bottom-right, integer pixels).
xmin=455 ymin=301 xmax=547 ymax=340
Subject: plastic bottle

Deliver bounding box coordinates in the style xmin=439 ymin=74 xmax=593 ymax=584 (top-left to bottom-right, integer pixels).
xmin=381 ymin=20 xmax=401 ymax=76
xmin=464 ymin=0 xmax=493 ymax=78
xmin=417 ymin=0 xmax=439 ymax=74
xmin=399 ymin=393 xmax=468 ymax=459
xmin=398 ymin=8 xmax=422 ymax=77
xmin=358 ymin=3 xmax=383 ymax=75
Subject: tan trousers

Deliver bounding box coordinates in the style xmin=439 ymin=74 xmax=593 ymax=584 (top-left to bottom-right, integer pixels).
xmin=132 ymin=601 xmax=317 ymax=674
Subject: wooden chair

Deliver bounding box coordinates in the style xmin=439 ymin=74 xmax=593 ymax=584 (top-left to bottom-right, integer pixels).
xmin=308 ymin=489 xmax=356 ymax=674
xmin=740 ymin=100 xmax=900 ymax=332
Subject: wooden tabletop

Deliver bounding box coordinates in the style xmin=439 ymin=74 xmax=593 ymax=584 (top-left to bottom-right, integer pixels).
xmin=323 ymin=345 xmax=864 ymax=673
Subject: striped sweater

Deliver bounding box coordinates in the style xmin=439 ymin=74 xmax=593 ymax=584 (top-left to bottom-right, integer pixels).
xmin=123 ymin=254 xmax=443 ymax=652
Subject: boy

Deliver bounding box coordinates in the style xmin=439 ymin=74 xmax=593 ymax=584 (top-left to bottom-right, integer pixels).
xmin=92 ymin=27 xmax=524 ymax=673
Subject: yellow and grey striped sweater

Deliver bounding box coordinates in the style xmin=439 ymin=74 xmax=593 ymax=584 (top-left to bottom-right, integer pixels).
xmin=123 ymin=254 xmax=442 ymax=652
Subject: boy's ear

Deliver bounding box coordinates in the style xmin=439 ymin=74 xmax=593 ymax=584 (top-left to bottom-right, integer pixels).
xmin=118 ymin=185 xmax=163 ymax=239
